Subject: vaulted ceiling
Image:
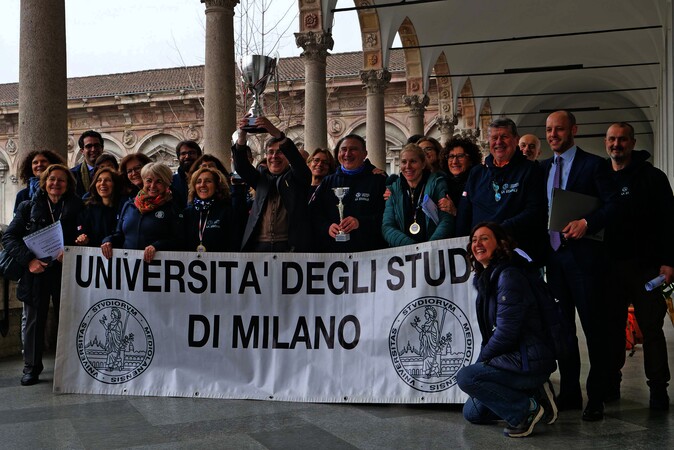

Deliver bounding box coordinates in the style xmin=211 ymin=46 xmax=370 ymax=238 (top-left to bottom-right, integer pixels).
xmin=320 ymin=0 xmax=670 ymax=159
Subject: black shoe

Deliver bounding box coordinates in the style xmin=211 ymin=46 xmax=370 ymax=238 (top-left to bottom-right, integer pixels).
xmin=538 ymin=381 xmax=558 ymax=425
xmin=582 ymin=401 xmax=604 ymax=422
xmin=557 ymin=392 xmax=583 ymax=411
xmin=20 ymin=373 xmax=39 ymax=386
xmin=649 ymin=389 xmax=670 ymax=411
xmin=503 ymin=401 xmax=544 ymax=438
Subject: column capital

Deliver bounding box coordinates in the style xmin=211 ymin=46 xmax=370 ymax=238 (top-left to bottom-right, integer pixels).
xmin=201 ymin=0 xmax=239 ymax=10
xmin=295 ymin=31 xmax=334 ymax=62
xmin=403 ymin=94 xmax=429 ymax=117
xmin=435 ymin=114 xmax=458 ymax=136
xmin=456 ymin=127 xmax=482 ymax=143
xmin=360 ymin=69 xmax=391 ymax=95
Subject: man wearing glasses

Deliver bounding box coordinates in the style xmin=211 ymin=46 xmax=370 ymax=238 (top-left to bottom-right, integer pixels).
xmin=456 ymin=118 xmax=548 ymax=264
xmin=71 ymin=130 xmax=104 ymax=197
xmin=233 ymin=116 xmax=311 ymax=252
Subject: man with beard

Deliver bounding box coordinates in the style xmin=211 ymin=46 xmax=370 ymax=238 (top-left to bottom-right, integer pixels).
xmin=171 ymin=140 xmax=202 ymax=208
xmin=602 ymin=122 xmax=673 ymax=410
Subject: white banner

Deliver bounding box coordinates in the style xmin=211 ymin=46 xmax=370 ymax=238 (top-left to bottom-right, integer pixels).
xmin=54 ymin=237 xmax=478 ymax=403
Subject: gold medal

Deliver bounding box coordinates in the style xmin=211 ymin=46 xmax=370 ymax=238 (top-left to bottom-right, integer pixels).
xmin=409 ymin=221 xmax=420 ymax=235
xmin=196 ymin=244 xmax=207 ymax=253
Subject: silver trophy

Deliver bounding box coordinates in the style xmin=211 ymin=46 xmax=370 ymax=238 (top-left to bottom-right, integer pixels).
xmin=239 ymin=54 xmax=277 ymax=133
xmin=332 ymin=187 xmax=350 ymax=242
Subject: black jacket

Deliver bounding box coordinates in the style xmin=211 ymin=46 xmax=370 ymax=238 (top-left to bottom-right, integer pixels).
xmin=2 ymin=190 xmax=84 ymax=304
xmin=182 ymin=199 xmax=245 ymax=252
xmin=232 ymin=138 xmax=312 ymax=251
xmin=79 ymin=202 xmax=119 ymax=247
xmin=310 ymin=160 xmax=387 ymax=252
xmin=605 ymin=150 xmax=674 ymax=266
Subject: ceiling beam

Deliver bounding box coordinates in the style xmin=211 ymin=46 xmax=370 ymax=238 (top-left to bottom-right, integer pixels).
xmin=433 ymin=62 xmax=659 ymax=78
xmin=392 ymin=25 xmax=662 ymax=50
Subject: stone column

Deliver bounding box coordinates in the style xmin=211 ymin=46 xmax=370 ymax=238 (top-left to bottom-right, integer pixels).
xmin=19 ymin=0 xmax=67 ymax=162
xmin=201 ymin=0 xmax=239 ymax=166
xmin=360 ymin=69 xmax=391 ymax=170
xmin=435 ymin=114 xmax=458 ymax=146
xmin=295 ymin=31 xmax=334 ymax=152
xmin=403 ymin=94 xmax=429 ymax=138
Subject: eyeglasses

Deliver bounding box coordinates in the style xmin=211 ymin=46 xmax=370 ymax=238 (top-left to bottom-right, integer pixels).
xmin=126 ymin=165 xmax=142 ymax=175
xmin=448 ymin=154 xmax=467 ymax=160
xmin=311 ymin=158 xmax=329 ymax=166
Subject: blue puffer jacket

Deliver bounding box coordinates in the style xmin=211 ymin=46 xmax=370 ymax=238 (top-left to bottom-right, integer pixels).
xmin=103 ymin=199 xmax=182 ymax=251
xmin=474 ymin=255 xmax=556 ymax=375
xmin=382 ymin=171 xmax=455 ymax=247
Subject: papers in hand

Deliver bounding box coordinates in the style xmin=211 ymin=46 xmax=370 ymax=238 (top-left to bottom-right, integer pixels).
xmin=421 ymin=194 xmax=440 ymax=225
xmin=23 ymin=221 xmax=64 ymax=261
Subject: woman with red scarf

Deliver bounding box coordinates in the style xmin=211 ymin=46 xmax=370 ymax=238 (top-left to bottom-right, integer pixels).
xmin=101 ymin=162 xmax=182 ymax=262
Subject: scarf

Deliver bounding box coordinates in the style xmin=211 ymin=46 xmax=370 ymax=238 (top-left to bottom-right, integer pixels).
xmin=193 ymin=197 xmax=215 ymax=212
xmin=80 ymin=162 xmax=92 ymax=192
xmin=134 ymin=189 xmax=172 ymax=214
xmin=340 ymin=164 xmax=367 ymax=176
xmin=28 ymin=176 xmax=40 ymax=198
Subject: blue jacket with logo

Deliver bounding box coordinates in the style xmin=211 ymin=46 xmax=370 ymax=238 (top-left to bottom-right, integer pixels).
xmin=457 ymin=150 xmax=548 ymax=263
xmin=310 ymin=160 xmax=387 ymax=252
xmin=103 ymin=199 xmax=182 ymax=251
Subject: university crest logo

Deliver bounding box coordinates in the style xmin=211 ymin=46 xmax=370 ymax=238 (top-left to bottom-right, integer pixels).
xmin=77 ymin=299 xmax=154 ymax=384
xmin=389 ymin=296 xmax=473 ymax=392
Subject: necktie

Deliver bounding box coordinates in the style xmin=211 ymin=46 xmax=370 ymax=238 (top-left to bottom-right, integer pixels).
xmin=550 ymin=156 xmax=562 ymax=250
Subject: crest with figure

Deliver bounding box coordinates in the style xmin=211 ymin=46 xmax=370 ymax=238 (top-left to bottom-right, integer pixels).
xmin=389 ymin=296 xmax=474 ymax=392
xmin=77 ymin=299 xmax=154 ymax=384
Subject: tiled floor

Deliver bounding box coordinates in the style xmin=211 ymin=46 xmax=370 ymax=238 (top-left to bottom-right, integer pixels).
xmin=1 ymin=323 xmax=673 ymax=449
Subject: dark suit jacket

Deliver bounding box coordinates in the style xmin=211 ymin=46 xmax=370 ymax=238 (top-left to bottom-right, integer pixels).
xmin=541 ymin=147 xmax=618 ymax=266
xmin=232 ymin=138 xmax=312 ymax=252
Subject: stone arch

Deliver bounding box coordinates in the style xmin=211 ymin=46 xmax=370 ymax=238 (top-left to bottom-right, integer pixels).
xmin=355 ymin=4 xmax=384 ymax=70
xmin=398 ymin=17 xmax=423 ymax=96
xmin=458 ymin=79 xmax=477 ymax=130
xmin=137 ymin=132 xmax=182 ymax=170
xmin=433 ymin=52 xmax=453 ymax=120
xmin=479 ymin=99 xmax=493 ymax=136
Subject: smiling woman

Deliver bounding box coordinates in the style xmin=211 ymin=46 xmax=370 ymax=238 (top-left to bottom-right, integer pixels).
xmin=382 ymin=144 xmax=455 ymax=247
xmin=101 ymin=162 xmax=182 ymax=263
xmin=457 ymin=222 xmax=557 ymax=438
xmin=181 ymin=166 xmax=245 ymax=252
xmin=1 ymin=163 xmax=84 ymax=386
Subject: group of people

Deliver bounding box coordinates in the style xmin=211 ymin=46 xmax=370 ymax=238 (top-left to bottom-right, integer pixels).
xmin=2 ymin=110 xmax=672 ymax=439
xmin=456 ymin=110 xmax=674 ymax=438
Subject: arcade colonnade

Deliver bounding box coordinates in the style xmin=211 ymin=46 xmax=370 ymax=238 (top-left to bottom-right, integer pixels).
xmin=9 ymin=0 xmax=674 ymax=204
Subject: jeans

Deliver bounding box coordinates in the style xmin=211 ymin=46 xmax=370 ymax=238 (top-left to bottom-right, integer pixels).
xmin=457 ymin=362 xmax=549 ymax=426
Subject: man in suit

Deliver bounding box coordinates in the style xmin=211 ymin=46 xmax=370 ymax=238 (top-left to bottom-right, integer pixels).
xmin=542 ymin=110 xmax=618 ymax=421
xmin=71 ymin=130 xmax=104 ymax=197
